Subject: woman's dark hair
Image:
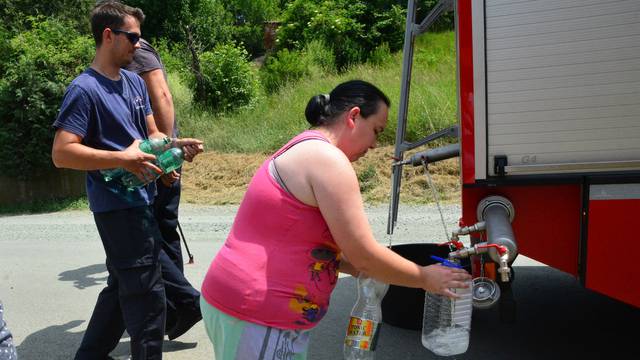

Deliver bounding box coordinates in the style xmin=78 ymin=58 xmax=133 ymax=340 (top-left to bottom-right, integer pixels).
xmin=90 ymin=0 xmax=145 ymax=47
xmin=305 ymin=80 xmax=390 ymax=127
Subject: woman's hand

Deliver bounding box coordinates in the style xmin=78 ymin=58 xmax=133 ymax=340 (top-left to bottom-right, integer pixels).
xmin=420 ymin=264 xmax=472 ymax=299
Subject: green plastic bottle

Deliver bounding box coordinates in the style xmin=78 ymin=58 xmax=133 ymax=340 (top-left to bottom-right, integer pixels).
xmin=100 ymin=137 xmax=172 ymax=182
xmin=119 ymin=147 xmax=185 ymax=191
xmin=139 ymin=137 xmax=172 ymax=155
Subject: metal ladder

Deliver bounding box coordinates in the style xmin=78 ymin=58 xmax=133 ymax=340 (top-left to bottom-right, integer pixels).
xmin=387 ymin=0 xmax=458 ymax=235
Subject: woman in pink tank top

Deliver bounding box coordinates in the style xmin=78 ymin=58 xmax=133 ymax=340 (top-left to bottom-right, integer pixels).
xmin=200 ymin=80 xmax=471 ymax=359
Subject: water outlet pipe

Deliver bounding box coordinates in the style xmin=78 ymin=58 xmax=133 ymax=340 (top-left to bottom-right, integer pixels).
xmin=448 ymin=196 xmax=518 ymax=282
xmin=477 ymin=196 xmax=518 ymax=264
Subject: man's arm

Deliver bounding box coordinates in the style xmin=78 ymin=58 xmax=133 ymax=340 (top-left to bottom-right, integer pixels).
xmin=52 ymin=129 xmax=160 ymax=176
xmin=141 ymin=69 xmax=174 ymax=137
xmin=145 ymin=114 xmax=168 ymax=140
xmin=144 ymin=114 xmax=203 ymax=163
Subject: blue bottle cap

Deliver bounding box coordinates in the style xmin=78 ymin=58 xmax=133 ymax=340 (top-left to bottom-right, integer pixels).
xmin=430 ymin=255 xmax=463 ymax=269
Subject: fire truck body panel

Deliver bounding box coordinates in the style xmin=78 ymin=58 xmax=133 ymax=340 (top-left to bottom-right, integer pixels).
xmin=456 ymin=0 xmax=640 ymax=307
xmin=465 ymin=0 xmax=640 ymax=179
xmin=586 ymin=186 xmax=640 ymax=307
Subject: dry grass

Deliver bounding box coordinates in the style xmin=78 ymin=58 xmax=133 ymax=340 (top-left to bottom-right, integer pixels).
xmin=181 ymin=146 xmax=461 ymax=205
xmin=180 ymin=151 xmax=265 ymax=205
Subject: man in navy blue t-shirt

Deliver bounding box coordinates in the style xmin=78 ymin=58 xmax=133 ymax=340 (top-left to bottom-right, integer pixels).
xmin=51 ymin=1 xmax=202 ymax=359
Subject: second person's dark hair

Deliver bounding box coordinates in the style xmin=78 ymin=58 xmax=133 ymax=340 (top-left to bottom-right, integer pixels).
xmin=305 ymin=80 xmax=390 ymax=127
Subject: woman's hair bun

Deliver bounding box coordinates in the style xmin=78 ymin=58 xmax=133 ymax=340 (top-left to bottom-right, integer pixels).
xmin=320 ymin=93 xmax=330 ymax=105
xmin=304 ymin=94 xmax=331 ymax=126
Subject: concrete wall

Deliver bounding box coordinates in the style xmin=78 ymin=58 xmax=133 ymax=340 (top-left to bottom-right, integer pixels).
xmin=0 ymin=169 xmax=85 ymax=206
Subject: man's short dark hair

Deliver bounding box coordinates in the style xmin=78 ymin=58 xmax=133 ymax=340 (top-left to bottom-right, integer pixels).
xmin=91 ymin=0 xmax=145 ymax=47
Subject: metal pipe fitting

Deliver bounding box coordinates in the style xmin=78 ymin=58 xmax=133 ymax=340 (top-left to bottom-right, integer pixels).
xmin=477 ymin=196 xmax=518 ymax=264
xmin=394 ymin=143 xmax=460 ymax=167
xmin=450 ymin=221 xmax=486 ymax=241
xmin=448 ymin=245 xmax=479 ymax=259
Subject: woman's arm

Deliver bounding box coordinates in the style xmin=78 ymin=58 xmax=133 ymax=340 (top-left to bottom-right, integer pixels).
xmin=338 ymin=253 xmax=360 ymax=277
xmin=309 ymin=146 xmax=470 ymax=297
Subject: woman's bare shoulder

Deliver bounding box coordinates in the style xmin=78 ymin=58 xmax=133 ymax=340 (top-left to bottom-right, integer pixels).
xmin=278 ymin=138 xmax=355 ymax=186
xmin=296 ymin=138 xmax=345 ymax=158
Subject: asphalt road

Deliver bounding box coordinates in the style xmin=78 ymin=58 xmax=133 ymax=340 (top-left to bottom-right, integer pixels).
xmin=0 ymin=204 xmax=638 ymax=359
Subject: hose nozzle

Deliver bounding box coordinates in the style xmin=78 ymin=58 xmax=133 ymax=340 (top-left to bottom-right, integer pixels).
xmin=498 ymin=252 xmax=510 ymax=282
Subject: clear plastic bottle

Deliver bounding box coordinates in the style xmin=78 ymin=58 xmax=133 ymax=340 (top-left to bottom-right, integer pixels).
xmin=100 ymin=137 xmax=172 ymax=182
xmin=118 ymin=147 xmax=185 ymax=190
xmin=422 ymin=274 xmax=473 ymax=356
xmin=343 ymin=274 xmax=389 ymax=360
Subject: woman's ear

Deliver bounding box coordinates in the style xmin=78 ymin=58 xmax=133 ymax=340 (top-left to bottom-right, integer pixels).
xmin=346 ymin=107 xmax=361 ymax=129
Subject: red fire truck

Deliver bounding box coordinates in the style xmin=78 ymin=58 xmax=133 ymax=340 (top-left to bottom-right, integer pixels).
xmin=388 ymin=0 xmax=640 ymax=310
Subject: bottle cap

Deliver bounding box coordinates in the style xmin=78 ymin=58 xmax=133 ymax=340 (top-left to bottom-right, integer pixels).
xmin=430 ymin=255 xmax=463 ymax=269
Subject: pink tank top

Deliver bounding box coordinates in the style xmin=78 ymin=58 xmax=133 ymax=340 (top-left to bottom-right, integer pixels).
xmin=201 ymin=130 xmax=341 ymax=330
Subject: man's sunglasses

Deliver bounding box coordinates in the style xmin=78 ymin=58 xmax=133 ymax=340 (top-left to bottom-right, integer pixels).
xmin=111 ymin=29 xmax=140 ymax=44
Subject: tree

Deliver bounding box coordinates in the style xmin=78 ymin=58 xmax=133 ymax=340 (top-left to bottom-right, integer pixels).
xmin=126 ymin=0 xmax=233 ymax=51
xmin=126 ymin=0 xmax=236 ymax=105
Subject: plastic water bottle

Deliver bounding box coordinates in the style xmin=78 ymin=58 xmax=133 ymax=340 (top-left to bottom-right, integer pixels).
xmin=100 ymin=137 xmax=172 ymax=182
xmin=343 ymin=274 xmax=389 ymax=360
xmin=422 ymin=258 xmax=472 ymax=356
xmin=139 ymin=137 xmax=172 ymax=155
xmin=101 ymin=167 xmax=126 ymax=181
xmin=118 ymin=147 xmax=185 ymax=190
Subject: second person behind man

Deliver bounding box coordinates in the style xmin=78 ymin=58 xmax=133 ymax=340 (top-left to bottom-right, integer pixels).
xmin=125 ymin=36 xmax=202 ymax=341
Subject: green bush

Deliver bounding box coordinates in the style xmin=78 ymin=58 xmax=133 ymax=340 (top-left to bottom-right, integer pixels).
xmin=0 ymin=0 xmax=95 ymax=33
xmin=368 ymin=42 xmax=393 ymax=67
xmin=153 ymin=38 xmax=189 ymax=74
xmin=0 ymin=24 xmax=11 ymax=75
xmin=231 ymin=24 xmax=265 ymax=58
xmin=369 ymin=4 xmax=406 ymax=53
xmin=188 ymin=43 xmax=260 ymax=112
xmin=278 ymin=0 xmax=364 ymax=70
xmin=0 ymin=18 xmax=93 ymax=179
xmin=277 ymin=0 xmax=406 ymax=70
xmin=127 ymin=0 xmax=234 ymax=52
xmin=260 ymin=48 xmax=310 ymax=93
xmin=303 ymin=40 xmax=335 ymax=73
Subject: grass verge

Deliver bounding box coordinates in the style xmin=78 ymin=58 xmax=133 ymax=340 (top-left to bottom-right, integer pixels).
xmin=0 ymin=196 xmax=88 ymax=215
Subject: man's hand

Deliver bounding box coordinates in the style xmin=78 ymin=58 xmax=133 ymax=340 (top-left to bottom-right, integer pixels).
xmin=121 ymin=140 xmax=163 ymax=183
xmin=173 ymin=138 xmax=204 ymax=162
xmin=159 ymin=170 xmax=180 ymax=186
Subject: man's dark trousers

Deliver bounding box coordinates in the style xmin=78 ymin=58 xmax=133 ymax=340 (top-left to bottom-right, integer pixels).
xmin=154 ymin=170 xmax=184 ymax=271
xmin=153 ymin=169 xmax=201 ymax=332
xmin=75 ymin=206 xmax=166 ymax=360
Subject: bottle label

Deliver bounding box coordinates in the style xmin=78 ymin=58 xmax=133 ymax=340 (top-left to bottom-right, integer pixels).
xmin=344 ymin=316 xmax=381 ymax=351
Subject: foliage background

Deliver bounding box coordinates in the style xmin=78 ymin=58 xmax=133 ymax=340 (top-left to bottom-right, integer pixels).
xmin=0 ymin=0 xmax=456 ymax=187
xmin=0 ymin=18 xmax=93 ymax=179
